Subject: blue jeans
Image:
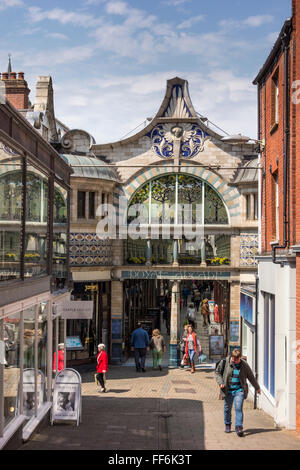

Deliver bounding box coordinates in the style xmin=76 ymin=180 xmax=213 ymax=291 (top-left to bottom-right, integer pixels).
xmin=224 ymin=391 xmax=244 ymax=428
xmin=188 ymin=349 xmax=195 ymax=363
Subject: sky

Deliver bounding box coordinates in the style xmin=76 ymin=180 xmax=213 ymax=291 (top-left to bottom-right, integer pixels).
xmin=0 ymin=0 xmax=292 ymax=143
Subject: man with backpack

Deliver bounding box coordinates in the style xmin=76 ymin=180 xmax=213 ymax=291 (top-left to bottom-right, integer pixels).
xmin=215 ymin=349 xmax=261 ymax=437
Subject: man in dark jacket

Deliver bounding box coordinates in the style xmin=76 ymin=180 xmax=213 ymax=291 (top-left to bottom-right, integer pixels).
xmin=131 ymin=323 xmax=150 ymax=372
xmin=215 ymin=349 xmax=261 ymax=437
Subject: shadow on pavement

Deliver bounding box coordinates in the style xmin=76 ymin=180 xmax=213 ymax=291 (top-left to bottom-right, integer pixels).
xmin=243 ymin=428 xmax=282 ymax=436
xmin=19 ymin=395 xmax=205 ymax=450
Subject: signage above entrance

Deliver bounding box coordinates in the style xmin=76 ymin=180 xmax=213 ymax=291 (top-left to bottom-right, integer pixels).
xmin=55 ymin=301 xmax=93 ymax=319
xmin=121 ymin=271 xmax=231 ymax=280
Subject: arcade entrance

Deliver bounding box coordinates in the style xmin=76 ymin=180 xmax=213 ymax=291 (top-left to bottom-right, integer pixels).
xmin=122 ymin=278 xmax=230 ymax=364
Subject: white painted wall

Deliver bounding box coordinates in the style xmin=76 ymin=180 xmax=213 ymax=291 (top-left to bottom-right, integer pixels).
xmin=257 ymin=258 xmax=296 ymax=429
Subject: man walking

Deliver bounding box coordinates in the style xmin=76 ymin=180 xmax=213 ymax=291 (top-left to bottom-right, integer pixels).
xmin=215 ymin=349 xmax=261 ymax=437
xmin=131 ymin=322 xmax=150 ymax=372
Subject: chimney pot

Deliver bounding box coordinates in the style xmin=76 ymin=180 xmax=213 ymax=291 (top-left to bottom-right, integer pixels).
xmin=18 ymin=72 xmax=24 ymax=80
xmin=10 ymin=72 xmax=17 ymax=80
xmin=2 ymin=73 xmax=8 ymax=80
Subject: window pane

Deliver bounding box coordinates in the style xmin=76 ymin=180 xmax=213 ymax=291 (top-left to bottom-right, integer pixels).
xmin=4 ymin=313 xmax=21 ymax=427
xmin=151 ymin=175 xmax=176 ymax=224
xmin=89 ymin=192 xmax=95 ymax=219
xmin=0 ymin=147 xmax=22 ymax=281
xmin=77 ymin=191 xmax=86 ymax=219
xmin=204 ymin=184 xmax=228 ymax=224
xmin=25 ymin=165 xmax=48 ymax=278
xmin=177 ymin=175 xmax=202 ymax=224
xmin=53 ymin=182 xmax=68 ymax=290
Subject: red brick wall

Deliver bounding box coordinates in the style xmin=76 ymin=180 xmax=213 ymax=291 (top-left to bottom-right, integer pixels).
xmin=259 ymin=0 xmax=300 ymax=432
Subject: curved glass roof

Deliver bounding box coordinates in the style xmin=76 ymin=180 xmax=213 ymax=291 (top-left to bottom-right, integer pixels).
xmin=61 ymin=154 xmax=119 ymax=182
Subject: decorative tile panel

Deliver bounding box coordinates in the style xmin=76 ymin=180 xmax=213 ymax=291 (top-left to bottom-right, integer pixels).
xmin=69 ymin=233 xmax=112 ymax=266
xmin=240 ymin=233 xmax=258 ymax=266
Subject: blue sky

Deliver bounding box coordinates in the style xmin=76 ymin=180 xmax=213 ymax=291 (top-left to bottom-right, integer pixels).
xmin=0 ymin=0 xmax=292 ymax=142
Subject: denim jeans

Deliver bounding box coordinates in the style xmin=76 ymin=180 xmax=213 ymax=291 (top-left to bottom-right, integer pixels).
xmin=224 ymin=391 xmax=244 ymax=427
xmin=188 ymin=349 xmax=195 ymax=363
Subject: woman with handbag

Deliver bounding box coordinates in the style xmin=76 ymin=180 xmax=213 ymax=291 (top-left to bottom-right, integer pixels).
xmin=96 ymin=343 xmax=108 ymax=392
xmin=185 ymin=325 xmax=202 ymax=374
xmin=179 ymin=324 xmax=189 ymax=369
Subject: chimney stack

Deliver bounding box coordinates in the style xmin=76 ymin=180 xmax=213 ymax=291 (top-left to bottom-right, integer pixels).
xmin=0 ymin=58 xmax=31 ymax=109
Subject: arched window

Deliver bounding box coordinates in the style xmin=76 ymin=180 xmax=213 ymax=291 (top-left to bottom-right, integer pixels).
xmin=128 ymin=174 xmax=229 ymax=225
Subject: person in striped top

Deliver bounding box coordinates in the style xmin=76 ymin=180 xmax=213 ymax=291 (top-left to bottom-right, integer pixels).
xmin=215 ymin=349 xmax=261 ymax=437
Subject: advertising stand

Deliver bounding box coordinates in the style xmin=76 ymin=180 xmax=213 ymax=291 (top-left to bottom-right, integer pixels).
xmin=51 ymin=368 xmax=82 ymax=426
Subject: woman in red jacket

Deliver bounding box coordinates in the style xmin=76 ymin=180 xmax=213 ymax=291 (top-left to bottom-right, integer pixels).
xmin=53 ymin=343 xmax=64 ymax=374
xmin=96 ymin=343 xmax=108 ymax=392
xmin=185 ymin=325 xmax=202 ymax=374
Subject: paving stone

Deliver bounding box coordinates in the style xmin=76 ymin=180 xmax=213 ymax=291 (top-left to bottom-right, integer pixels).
xmin=18 ymin=363 xmax=300 ymax=451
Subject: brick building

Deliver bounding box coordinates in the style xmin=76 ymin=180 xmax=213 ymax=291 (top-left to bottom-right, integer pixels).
xmin=253 ymin=0 xmax=300 ymax=431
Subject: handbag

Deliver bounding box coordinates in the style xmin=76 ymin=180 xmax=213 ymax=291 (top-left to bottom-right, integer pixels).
xmin=183 ymin=354 xmax=189 ymax=366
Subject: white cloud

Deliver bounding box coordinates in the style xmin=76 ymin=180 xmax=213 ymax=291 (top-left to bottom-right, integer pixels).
xmin=220 ymin=14 xmax=274 ymax=31
xmin=178 ymin=15 xmax=205 ymax=30
xmin=163 ymin=0 xmax=191 ymax=6
xmin=27 ymin=7 xmax=102 ymax=28
xmin=46 ymin=32 xmax=69 ymax=40
xmin=21 ymin=45 xmax=95 ymax=67
xmin=0 ymin=0 xmax=23 ymax=11
xmin=105 ymin=1 xmax=129 ymax=15
xmin=243 ymin=15 xmax=274 ymax=27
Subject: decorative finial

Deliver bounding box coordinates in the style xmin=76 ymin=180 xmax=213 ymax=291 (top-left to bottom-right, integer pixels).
xmin=7 ymin=53 xmax=12 ymax=77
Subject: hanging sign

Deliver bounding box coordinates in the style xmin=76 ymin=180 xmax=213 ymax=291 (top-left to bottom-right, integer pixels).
xmin=51 ymin=369 xmax=82 ymax=426
xmin=55 ymin=301 xmax=93 ymax=319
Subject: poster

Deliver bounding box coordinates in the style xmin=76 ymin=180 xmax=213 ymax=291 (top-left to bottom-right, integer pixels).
xmin=209 ymin=335 xmax=224 ymax=356
xmin=230 ymin=321 xmax=240 ymax=343
xmin=51 ymin=369 xmax=82 ymax=425
xmin=52 ymin=384 xmax=78 ymax=420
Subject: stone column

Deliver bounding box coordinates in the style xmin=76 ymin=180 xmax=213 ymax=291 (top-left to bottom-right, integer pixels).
xmin=200 ymin=237 xmax=207 ymax=267
xmin=169 ymin=280 xmax=181 ymax=367
xmin=146 ymin=238 xmax=152 ymax=265
xmin=172 ymin=238 xmax=179 ymax=266
xmin=111 ymin=280 xmax=123 ymax=364
xmin=250 ymin=193 xmax=255 ymax=220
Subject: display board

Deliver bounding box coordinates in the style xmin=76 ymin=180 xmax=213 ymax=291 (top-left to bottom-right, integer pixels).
xmin=66 ymin=336 xmax=84 ymax=351
xmin=17 ymin=369 xmax=45 ymax=418
xmin=51 ymin=368 xmax=82 ymax=426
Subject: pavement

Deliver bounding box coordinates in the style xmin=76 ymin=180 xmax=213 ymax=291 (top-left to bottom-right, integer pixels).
xmin=19 ymin=361 xmax=300 ymax=451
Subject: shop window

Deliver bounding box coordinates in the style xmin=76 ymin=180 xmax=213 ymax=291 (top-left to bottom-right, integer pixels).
xmin=3 ymin=313 xmax=21 ymax=427
xmin=24 ymin=164 xmax=49 ymax=278
xmin=89 ymin=192 xmax=95 ymax=219
xmin=53 ymin=182 xmax=68 ymax=289
xmin=0 ymin=151 xmax=23 ymax=282
xmin=77 ymin=191 xmax=86 ymax=219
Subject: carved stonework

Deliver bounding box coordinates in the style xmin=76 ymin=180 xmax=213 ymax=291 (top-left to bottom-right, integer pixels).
xmin=147 ymin=123 xmax=210 ymax=159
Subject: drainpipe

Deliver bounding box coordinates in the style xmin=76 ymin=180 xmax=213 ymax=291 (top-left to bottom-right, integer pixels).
xmin=272 ymin=30 xmax=291 ymax=265
xmin=254 ymin=273 xmax=259 ymax=409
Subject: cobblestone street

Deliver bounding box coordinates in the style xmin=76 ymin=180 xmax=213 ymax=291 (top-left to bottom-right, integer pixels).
xmin=19 ymin=363 xmax=300 ymax=451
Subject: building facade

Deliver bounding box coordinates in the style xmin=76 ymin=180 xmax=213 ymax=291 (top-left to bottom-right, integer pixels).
xmin=253 ymin=0 xmax=300 ymax=431
xmin=0 ymin=69 xmax=72 ymax=448
xmin=88 ymin=77 xmax=259 ymax=364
